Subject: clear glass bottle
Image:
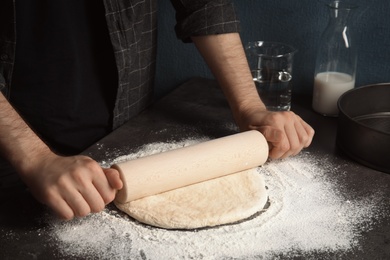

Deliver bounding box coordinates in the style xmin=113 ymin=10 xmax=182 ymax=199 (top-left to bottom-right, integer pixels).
xmin=312 ymin=1 xmax=358 ymax=116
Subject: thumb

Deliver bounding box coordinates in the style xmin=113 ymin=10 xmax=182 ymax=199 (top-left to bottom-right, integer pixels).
xmin=257 ymin=126 xmax=284 ymax=143
xmin=103 ymin=168 xmax=123 ymax=190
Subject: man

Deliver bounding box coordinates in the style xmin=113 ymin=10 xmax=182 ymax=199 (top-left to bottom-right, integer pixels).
xmin=0 ymin=0 xmax=314 ymax=220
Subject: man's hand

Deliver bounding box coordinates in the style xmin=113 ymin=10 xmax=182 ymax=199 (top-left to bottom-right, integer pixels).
xmin=20 ymin=153 xmax=123 ymax=220
xmin=0 ymin=93 xmax=122 ymax=220
xmin=237 ymin=109 xmax=315 ymax=159
xmin=191 ymin=33 xmax=314 ymax=159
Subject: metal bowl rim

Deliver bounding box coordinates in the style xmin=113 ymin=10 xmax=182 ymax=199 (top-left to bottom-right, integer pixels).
xmin=337 ymin=83 xmax=390 ymax=136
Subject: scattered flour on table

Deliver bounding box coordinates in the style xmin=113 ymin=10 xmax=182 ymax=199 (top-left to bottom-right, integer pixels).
xmin=48 ymin=138 xmax=385 ymax=260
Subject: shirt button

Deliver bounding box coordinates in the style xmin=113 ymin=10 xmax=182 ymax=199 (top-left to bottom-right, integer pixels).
xmin=0 ymin=54 xmax=8 ymax=61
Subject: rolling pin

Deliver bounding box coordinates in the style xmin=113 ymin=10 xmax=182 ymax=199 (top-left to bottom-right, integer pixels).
xmin=112 ymin=130 xmax=269 ymax=203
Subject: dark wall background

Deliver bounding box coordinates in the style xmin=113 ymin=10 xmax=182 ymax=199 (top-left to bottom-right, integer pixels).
xmin=155 ymin=0 xmax=390 ymax=99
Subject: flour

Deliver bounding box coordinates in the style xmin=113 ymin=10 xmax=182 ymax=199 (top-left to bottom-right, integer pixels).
xmin=48 ymin=138 xmax=386 ymax=260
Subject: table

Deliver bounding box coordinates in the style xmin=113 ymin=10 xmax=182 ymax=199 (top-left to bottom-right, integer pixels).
xmin=1 ymin=78 xmax=389 ymax=259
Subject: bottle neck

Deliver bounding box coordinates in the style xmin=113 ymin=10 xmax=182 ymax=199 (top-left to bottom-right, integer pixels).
xmin=328 ymin=8 xmax=352 ymax=28
xmin=326 ymin=1 xmax=357 ymax=28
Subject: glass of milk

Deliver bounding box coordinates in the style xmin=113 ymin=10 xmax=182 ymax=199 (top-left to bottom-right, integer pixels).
xmin=313 ymin=72 xmax=355 ymax=116
xmin=312 ymin=0 xmax=358 ymax=116
xmin=245 ymin=41 xmax=296 ymax=111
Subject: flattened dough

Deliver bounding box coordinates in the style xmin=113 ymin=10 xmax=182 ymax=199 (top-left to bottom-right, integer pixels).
xmin=114 ymin=168 xmax=268 ymax=229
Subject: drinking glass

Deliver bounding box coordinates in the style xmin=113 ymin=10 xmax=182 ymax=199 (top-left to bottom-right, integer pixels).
xmin=245 ymin=41 xmax=297 ymax=111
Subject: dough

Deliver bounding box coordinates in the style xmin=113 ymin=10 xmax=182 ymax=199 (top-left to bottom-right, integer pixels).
xmin=114 ymin=168 xmax=268 ymax=230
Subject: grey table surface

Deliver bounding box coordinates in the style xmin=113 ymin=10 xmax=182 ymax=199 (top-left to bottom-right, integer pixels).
xmin=0 ymin=78 xmax=389 ymax=259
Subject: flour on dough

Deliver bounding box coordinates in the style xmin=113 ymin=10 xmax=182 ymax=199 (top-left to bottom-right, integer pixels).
xmin=114 ymin=168 xmax=268 ymax=229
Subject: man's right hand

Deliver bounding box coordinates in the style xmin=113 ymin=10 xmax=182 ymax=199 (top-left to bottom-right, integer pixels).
xmin=20 ymin=153 xmax=123 ymax=220
xmin=0 ymin=93 xmax=122 ymax=220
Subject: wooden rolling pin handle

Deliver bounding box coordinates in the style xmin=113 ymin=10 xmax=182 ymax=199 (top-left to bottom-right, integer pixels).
xmin=112 ymin=130 xmax=269 ymax=203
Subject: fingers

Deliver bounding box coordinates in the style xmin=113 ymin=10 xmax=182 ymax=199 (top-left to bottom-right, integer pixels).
xmin=43 ymin=184 xmax=93 ymax=220
xmin=79 ymin=182 xmax=106 ymax=213
xmin=46 ymin=193 xmax=75 ymax=220
xmin=300 ymin=118 xmax=315 ymax=147
xmin=256 ymin=112 xmax=314 ymax=160
xmin=32 ymin=156 xmax=122 ymax=220
xmin=65 ymin=190 xmax=94 ymax=217
xmin=44 ymin=174 xmax=106 ymax=219
xmin=281 ymin=122 xmax=300 ymax=158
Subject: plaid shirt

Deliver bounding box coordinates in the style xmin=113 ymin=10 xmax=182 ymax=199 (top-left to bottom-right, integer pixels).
xmin=0 ymin=0 xmax=240 ymax=129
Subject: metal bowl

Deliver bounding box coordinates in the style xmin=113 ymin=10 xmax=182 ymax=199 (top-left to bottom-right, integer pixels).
xmin=337 ymin=83 xmax=390 ymax=173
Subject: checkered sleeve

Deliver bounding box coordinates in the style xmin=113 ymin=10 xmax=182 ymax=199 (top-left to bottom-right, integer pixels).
xmin=170 ymin=0 xmax=240 ymax=42
xmin=103 ymin=0 xmax=157 ymax=128
xmin=0 ymin=0 xmax=16 ymax=95
xmin=0 ymin=74 xmax=5 ymax=91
